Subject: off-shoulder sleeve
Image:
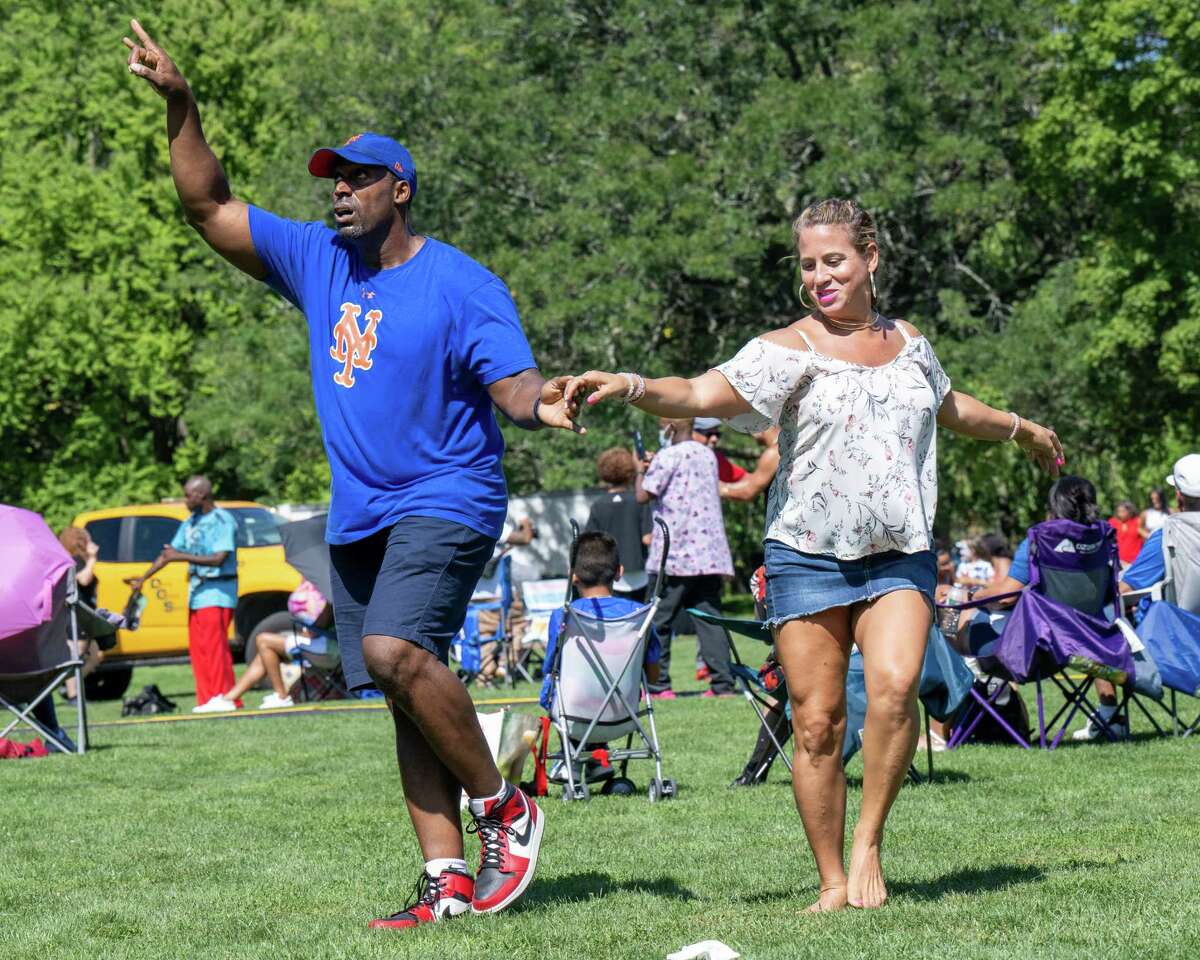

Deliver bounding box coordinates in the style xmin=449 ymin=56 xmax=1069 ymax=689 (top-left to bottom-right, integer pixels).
xmin=921 ymin=338 xmax=952 ymax=405
xmin=713 ymin=338 xmax=812 ymax=434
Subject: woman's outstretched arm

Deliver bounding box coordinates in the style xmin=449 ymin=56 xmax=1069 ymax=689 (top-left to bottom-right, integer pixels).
xmin=565 ymin=369 xmax=753 ymax=420
xmin=937 ymin=390 xmax=1064 ymax=476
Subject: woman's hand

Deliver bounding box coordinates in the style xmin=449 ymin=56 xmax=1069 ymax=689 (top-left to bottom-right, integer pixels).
xmin=1016 ymin=419 xmax=1064 ymax=476
xmin=564 ymin=370 xmax=629 ymax=409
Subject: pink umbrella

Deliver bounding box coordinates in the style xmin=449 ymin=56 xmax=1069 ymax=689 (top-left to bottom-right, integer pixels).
xmin=0 ymin=505 xmax=74 ymax=642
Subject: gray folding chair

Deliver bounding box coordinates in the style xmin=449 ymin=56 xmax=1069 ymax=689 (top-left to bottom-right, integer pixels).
xmin=0 ymin=574 xmax=112 ymax=755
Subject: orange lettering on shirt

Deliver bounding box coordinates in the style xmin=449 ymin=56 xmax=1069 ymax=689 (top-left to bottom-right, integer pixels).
xmin=329 ymin=302 xmax=382 ymax=388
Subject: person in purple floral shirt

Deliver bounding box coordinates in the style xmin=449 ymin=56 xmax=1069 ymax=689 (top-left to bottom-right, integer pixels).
xmin=637 ymin=417 xmax=735 ymax=697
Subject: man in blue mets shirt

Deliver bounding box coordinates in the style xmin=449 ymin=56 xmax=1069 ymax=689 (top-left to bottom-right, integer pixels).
xmin=126 ymin=18 xmax=584 ymax=929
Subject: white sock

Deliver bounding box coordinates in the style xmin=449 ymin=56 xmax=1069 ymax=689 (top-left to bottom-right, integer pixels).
xmin=425 ymin=857 xmax=468 ymax=877
xmin=470 ymin=782 xmax=508 ymax=806
xmin=468 ymin=781 xmax=510 ymax=812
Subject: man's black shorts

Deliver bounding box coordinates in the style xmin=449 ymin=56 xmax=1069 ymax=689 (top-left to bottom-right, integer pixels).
xmin=329 ymin=516 xmax=496 ymax=690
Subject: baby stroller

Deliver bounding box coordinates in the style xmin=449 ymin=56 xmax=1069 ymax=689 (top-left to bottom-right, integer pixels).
xmin=544 ymin=520 xmax=676 ymax=802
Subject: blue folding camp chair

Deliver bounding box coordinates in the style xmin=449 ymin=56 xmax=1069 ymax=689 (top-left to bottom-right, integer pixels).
xmin=1122 ymin=513 xmax=1200 ymax=736
xmin=455 ymin=552 xmax=514 ymax=684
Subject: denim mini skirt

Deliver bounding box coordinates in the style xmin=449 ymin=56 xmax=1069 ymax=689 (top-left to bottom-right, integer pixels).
xmin=763 ymin=539 xmax=937 ymax=629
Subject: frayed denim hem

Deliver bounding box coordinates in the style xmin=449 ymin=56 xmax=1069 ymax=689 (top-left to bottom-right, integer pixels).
xmin=763 ymin=583 xmax=933 ymax=633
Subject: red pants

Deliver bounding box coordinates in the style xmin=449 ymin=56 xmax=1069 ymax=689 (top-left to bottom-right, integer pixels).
xmin=189 ymin=607 xmax=236 ymax=705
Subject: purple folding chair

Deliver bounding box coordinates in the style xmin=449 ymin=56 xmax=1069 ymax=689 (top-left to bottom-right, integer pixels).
xmin=940 ymin=519 xmax=1135 ymax=750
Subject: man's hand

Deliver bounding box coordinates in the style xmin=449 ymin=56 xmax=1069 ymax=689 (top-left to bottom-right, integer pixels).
xmin=123 ymin=20 xmax=189 ymax=100
xmin=124 ymin=576 xmax=145 ymax=592
xmin=537 ymin=376 xmax=586 ymax=434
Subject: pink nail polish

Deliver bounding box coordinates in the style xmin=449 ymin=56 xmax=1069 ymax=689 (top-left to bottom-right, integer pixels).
xmin=1055 ymin=457 xmax=1065 ymax=466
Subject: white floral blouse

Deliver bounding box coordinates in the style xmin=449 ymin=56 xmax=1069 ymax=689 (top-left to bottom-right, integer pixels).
xmin=715 ymin=324 xmax=952 ymax=560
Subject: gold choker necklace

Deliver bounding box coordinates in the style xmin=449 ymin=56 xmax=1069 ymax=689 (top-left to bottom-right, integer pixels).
xmin=814 ymin=309 xmax=879 ymax=332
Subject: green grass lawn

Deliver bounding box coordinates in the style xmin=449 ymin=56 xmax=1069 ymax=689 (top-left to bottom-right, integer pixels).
xmin=3 ymin=636 xmax=1199 ymax=960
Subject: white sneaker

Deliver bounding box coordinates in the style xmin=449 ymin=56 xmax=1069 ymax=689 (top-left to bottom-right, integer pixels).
xmin=192 ymin=695 xmax=237 ymax=714
xmin=1071 ymin=716 xmax=1128 ymax=741
xmin=259 ymin=693 xmax=294 ymax=710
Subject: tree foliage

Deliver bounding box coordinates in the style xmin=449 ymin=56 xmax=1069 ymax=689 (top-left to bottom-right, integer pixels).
xmin=1 ymin=0 xmax=1194 ymax=576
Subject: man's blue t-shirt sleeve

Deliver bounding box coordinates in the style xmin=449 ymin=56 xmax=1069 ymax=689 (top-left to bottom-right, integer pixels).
xmin=247 ymin=205 xmax=333 ymax=311
xmin=1122 ymin=529 xmax=1165 ymax=590
xmin=1009 ymin=539 xmax=1031 ymax=585
xmin=170 ymin=520 xmax=188 ymax=552
xmin=457 ymin=280 xmax=535 ymax=387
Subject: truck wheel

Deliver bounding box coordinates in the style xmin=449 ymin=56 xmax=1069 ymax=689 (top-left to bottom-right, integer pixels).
xmin=84 ymin=666 xmax=133 ymax=701
xmin=244 ymin=610 xmax=295 ymax=666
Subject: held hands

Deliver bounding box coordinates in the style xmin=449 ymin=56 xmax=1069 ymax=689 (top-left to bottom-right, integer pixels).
xmin=123 ymin=577 xmax=145 ymax=592
xmin=537 ymin=376 xmax=587 ymax=434
xmin=563 ymin=371 xmax=629 ymax=409
xmin=123 ymin=19 xmax=189 ymax=100
xmin=1016 ymin=419 xmax=1065 ymax=477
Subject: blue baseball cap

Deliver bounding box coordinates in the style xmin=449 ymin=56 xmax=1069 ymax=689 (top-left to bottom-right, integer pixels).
xmin=308 ymin=132 xmax=417 ymax=196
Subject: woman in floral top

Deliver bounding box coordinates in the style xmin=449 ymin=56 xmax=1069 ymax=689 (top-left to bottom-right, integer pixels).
xmin=566 ymin=199 xmax=1063 ymax=912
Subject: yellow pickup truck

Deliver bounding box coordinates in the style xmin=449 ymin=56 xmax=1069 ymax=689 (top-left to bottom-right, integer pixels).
xmin=71 ymin=501 xmax=303 ymax=699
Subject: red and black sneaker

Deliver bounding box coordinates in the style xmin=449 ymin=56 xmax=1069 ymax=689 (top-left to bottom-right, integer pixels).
xmin=368 ymin=868 xmax=474 ymax=930
xmin=466 ymin=783 xmax=544 ymax=914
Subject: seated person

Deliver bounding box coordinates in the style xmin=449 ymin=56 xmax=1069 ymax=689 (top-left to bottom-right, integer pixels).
xmin=954 ymin=536 xmax=996 ymax=588
xmin=58 ymin=526 xmax=104 ymax=704
xmin=540 ymin=532 xmax=661 ymax=778
xmin=194 ymin=580 xmax=334 ymax=712
xmin=1120 ymin=454 xmax=1200 ymax=611
xmin=945 ymin=477 xmax=1124 ymax=738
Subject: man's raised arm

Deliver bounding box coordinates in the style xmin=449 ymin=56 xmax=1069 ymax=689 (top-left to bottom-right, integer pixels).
xmin=123 ymin=19 xmax=264 ymax=279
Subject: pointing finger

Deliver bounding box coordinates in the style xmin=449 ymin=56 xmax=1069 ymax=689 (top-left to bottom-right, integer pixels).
xmin=130 ymin=18 xmax=158 ymax=51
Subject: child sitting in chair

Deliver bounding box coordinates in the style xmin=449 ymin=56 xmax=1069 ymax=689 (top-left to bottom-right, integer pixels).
xmin=540 ymin=531 xmax=662 ymax=783
xmin=540 ymin=531 xmax=661 ymax=711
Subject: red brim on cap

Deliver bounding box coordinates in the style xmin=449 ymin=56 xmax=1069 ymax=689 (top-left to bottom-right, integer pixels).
xmin=307 ymin=146 xmax=384 ymax=178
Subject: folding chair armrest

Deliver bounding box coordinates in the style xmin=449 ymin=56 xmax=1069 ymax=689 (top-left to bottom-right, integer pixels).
xmin=1120 ymin=585 xmax=1159 ymax=611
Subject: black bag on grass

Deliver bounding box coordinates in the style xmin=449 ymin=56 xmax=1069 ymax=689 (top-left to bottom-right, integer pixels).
xmin=121 ymin=684 xmax=178 ymax=717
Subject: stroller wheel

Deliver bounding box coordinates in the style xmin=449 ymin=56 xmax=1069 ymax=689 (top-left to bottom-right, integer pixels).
xmin=562 ymin=782 xmax=589 ymax=802
xmin=602 ymin=777 xmax=636 ymax=797
xmin=647 ymin=780 xmax=660 ymax=803
xmin=660 ymin=778 xmax=677 ymax=799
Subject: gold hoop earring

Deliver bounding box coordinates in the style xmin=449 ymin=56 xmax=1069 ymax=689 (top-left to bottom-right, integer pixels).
xmin=798 ymin=285 xmax=815 ymax=310
xmin=869 ymin=271 xmax=878 ymax=302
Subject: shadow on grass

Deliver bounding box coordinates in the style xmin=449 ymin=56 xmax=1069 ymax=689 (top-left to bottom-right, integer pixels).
xmin=844 ymin=769 xmax=973 ymax=788
xmin=890 ymin=863 xmax=1044 ymax=900
xmin=736 ymin=863 xmax=1045 ymax=907
xmin=519 ymin=871 xmax=698 ymax=909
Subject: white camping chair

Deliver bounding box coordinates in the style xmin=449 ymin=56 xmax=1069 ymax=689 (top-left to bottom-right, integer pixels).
xmin=545 ymin=520 xmax=676 ymax=802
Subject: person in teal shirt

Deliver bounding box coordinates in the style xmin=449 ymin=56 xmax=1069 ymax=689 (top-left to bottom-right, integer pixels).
xmin=127 ymin=475 xmax=238 ymax=710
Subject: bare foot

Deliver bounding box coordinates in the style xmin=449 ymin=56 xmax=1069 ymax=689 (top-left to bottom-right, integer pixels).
xmin=847 ymin=838 xmax=887 ymax=908
xmin=804 ymin=883 xmax=848 ymax=913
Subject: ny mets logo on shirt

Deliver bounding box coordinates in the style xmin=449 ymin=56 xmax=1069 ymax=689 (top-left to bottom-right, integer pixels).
xmin=329 ymin=302 xmax=381 ymax=388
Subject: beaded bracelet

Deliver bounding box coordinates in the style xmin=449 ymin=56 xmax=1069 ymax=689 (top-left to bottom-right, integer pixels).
xmin=629 ymin=373 xmax=646 ymax=403
xmin=1005 ymin=411 xmax=1021 ymax=442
